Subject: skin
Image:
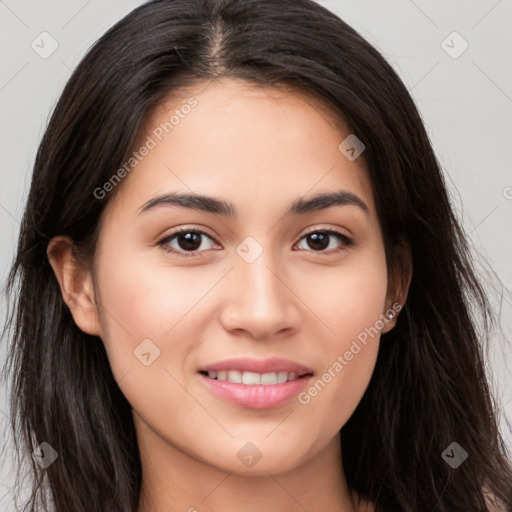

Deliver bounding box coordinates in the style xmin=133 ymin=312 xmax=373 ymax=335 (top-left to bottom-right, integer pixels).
xmin=48 ymin=78 xmax=411 ymax=512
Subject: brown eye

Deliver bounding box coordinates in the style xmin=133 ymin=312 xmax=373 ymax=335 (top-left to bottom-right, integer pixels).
xmin=157 ymin=229 xmax=219 ymax=256
xmin=295 ymin=230 xmax=353 ymax=253
xmin=174 ymin=232 xmax=203 ymax=251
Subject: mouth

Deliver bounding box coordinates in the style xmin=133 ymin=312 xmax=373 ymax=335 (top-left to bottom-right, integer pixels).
xmin=198 ymin=369 xmax=310 ymax=385
xmin=197 ymin=357 xmax=314 ymax=409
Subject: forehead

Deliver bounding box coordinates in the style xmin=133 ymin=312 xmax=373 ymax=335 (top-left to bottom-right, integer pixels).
xmin=103 ymin=78 xmax=375 ymax=221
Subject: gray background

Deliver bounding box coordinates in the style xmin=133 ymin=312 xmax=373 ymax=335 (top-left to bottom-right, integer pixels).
xmin=1 ymin=0 xmax=511 ymax=509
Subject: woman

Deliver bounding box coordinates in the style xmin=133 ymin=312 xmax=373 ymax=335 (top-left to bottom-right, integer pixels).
xmin=2 ymin=0 xmax=511 ymax=511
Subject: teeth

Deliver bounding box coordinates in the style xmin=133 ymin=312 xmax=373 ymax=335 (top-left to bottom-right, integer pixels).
xmin=227 ymin=370 xmax=242 ymax=383
xmin=277 ymin=371 xmax=288 ymax=383
xmin=261 ymin=372 xmax=277 ymax=385
xmin=242 ymin=371 xmax=261 ymax=385
xmin=207 ymin=370 xmax=304 ymax=385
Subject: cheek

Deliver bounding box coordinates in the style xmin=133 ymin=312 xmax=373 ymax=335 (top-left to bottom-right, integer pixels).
xmin=93 ymin=246 xmax=211 ymax=378
xmin=301 ymin=244 xmax=388 ymax=345
xmin=296 ymin=246 xmax=388 ymax=420
xmin=97 ymin=239 xmax=225 ymax=332
xmin=93 ymin=251 xmax=217 ymax=435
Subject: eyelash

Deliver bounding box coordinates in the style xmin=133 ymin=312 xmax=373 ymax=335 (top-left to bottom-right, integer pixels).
xmin=156 ymin=227 xmax=354 ymax=258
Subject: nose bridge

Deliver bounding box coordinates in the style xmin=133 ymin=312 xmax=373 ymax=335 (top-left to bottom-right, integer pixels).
xmin=235 ymin=237 xmax=286 ymax=310
xmin=219 ymin=234 xmax=299 ymax=338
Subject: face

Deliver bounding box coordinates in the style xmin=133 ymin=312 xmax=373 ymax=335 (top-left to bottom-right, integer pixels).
xmin=61 ymin=78 xmax=400 ymax=475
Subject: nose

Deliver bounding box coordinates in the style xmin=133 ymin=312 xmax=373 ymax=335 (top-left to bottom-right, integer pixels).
xmin=218 ymin=250 xmax=302 ymax=341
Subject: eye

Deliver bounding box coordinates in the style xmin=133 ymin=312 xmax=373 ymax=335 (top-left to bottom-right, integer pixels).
xmin=156 ymin=227 xmax=353 ymax=258
xmin=156 ymin=228 xmax=220 ymax=257
xmin=294 ymin=229 xmax=353 ymax=254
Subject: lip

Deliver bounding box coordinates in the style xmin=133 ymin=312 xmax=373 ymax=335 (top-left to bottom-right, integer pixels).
xmin=198 ymin=357 xmax=314 ymax=409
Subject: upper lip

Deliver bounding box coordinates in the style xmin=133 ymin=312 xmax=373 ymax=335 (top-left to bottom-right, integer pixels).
xmin=200 ymin=357 xmax=314 ymax=375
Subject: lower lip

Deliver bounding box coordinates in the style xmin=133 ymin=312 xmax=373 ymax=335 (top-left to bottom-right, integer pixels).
xmin=198 ymin=373 xmax=313 ymax=409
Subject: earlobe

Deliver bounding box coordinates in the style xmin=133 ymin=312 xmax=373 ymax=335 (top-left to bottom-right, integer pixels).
xmin=380 ymin=301 xmax=401 ymax=334
xmin=382 ymin=241 xmax=413 ymax=334
xmin=47 ymin=236 xmax=102 ymax=337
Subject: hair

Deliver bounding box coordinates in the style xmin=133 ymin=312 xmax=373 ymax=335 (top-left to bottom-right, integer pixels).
xmin=1 ymin=0 xmax=511 ymax=511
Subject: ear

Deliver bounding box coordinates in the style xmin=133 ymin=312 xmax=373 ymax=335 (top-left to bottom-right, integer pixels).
xmin=381 ymin=241 xmax=412 ymax=334
xmin=47 ymin=236 xmax=102 ymax=337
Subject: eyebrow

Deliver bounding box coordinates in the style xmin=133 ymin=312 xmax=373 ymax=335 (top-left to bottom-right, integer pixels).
xmin=138 ymin=190 xmax=369 ymax=217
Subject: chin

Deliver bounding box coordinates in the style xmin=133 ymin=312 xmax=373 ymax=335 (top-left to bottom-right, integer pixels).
xmin=197 ymin=435 xmax=317 ymax=476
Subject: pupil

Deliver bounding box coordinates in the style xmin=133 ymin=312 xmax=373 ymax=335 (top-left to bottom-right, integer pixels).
xmin=308 ymin=232 xmax=329 ymax=251
xmin=178 ymin=232 xmax=201 ymax=251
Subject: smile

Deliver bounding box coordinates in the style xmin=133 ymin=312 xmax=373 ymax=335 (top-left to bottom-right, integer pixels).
xmin=202 ymin=370 xmax=307 ymax=385
xmin=198 ymin=358 xmax=314 ymax=409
